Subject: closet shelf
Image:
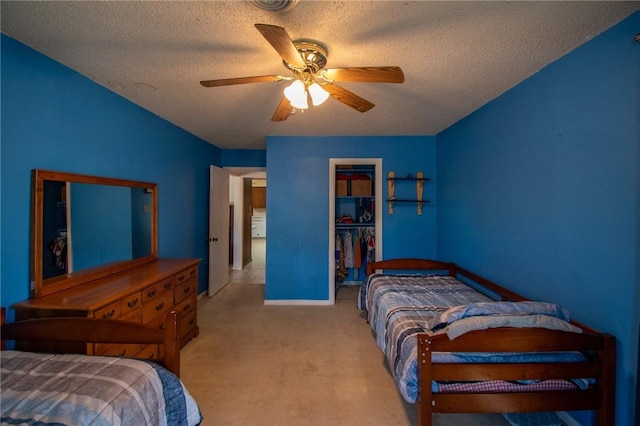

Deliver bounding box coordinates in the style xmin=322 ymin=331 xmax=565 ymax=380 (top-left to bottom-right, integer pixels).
xmin=386 ymin=177 xmax=431 ymax=181
xmin=336 ymin=166 xmax=375 ymax=172
xmin=387 ymin=170 xmax=430 ymax=215
xmin=336 ymin=223 xmax=375 ymax=228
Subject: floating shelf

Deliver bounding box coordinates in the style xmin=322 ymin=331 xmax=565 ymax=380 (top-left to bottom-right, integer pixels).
xmin=387 ymin=171 xmax=430 ymax=215
xmin=386 ymin=177 xmax=431 ymax=181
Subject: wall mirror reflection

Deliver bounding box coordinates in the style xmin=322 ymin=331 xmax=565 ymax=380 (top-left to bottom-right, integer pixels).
xmin=33 ymin=170 xmax=158 ymax=297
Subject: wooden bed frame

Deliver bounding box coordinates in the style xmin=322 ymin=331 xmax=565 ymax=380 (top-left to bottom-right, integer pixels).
xmin=1 ymin=308 xmax=181 ymax=377
xmin=365 ymin=258 xmax=616 ymax=426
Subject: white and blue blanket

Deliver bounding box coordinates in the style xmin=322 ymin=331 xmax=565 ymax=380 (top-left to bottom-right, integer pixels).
xmin=0 ymin=351 xmax=202 ymax=426
xmin=358 ymin=273 xmax=585 ymax=403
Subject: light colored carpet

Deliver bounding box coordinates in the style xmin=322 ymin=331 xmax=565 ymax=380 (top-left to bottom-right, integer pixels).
xmin=180 ymin=284 xmax=510 ymax=426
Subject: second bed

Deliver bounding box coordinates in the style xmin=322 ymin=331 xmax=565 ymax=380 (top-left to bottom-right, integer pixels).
xmin=358 ymin=258 xmax=616 ymax=426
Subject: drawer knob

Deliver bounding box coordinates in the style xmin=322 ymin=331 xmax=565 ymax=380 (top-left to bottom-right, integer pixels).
xmin=127 ymin=298 xmax=139 ymax=308
xmin=102 ymin=309 xmax=116 ymax=319
xmin=155 ymin=302 xmax=165 ymax=311
xmin=184 ymin=286 xmax=191 ymax=294
xmin=147 ymin=289 xmax=157 ymax=298
xmin=183 ymin=304 xmax=191 ymax=312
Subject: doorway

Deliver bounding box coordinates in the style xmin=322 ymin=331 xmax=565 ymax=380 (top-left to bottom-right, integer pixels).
xmin=227 ymin=168 xmax=266 ymax=284
xmin=250 ymin=177 xmax=266 ymax=269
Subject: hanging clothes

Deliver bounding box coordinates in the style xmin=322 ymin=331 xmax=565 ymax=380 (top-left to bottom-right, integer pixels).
xmin=335 ymin=233 xmax=348 ymax=284
xmin=353 ymin=230 xmax=362 ymax=280
xmin=354 ymin=231 xmax=362 ymax=269
xmin=367 ymin=233 xmax=376 ymax=263
xmin=49 ymin=235 xmax=67 ymax=270
xmin=344 ymin=230 xmax=354 ymax=268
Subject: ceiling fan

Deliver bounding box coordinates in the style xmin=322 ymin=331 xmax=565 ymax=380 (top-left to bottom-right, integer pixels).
xmin=200 ymin=24 xmax=404 ymax=122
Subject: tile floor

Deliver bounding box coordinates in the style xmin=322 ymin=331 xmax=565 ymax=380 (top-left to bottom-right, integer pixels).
xmin=229 ymin=238 xmax=265 ymax=284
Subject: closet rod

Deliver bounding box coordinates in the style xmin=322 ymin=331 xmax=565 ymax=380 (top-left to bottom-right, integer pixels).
xmin=336 ymin=226 xmax=375 ymax=230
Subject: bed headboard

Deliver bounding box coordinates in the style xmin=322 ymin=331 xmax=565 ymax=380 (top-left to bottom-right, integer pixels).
xmin=0 ymin=308 xmax=181 ymax=376
xmin=366 ymin=258 xmax=456 ymax=276
xmin=365 ymin=258 xmax=528 ymax=304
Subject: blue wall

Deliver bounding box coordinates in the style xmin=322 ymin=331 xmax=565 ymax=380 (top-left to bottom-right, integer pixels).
xmin=221 ymin=149 xmax=266 ymax=167
xmin=1 ymin=35 xmax=222 ymax=315
xmin=2 ymin=10 xmax=638 ymax=423
xmin=70 ymin=183 xmax=132 ymax=270
xmin=437 ymin=12 xmax=639 ymax=425
xmin=265 ymin=135 xmax=437 ymax=301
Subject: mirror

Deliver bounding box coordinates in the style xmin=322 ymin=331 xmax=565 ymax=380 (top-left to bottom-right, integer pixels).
xmin=32 ymin=169 xmax=158 ymax=298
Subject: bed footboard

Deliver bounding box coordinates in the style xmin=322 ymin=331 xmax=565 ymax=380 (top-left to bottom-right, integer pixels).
xmin=417 ymin=328 xmax=616 ymax=426
xmin=1 ymin=308 xmax=181 ymax=377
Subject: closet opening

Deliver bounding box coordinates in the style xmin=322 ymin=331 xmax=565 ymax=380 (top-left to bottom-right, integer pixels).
xmin=329 ymin=158 xmax=382 ymax=304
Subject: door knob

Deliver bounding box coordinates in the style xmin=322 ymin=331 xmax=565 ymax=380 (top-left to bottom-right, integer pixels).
xmin=208 ymin=237 xmax=219 ymax=242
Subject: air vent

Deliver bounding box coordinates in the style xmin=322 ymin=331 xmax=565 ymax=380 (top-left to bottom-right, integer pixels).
xmin=250 ymin=0 xmax=299 ymax=12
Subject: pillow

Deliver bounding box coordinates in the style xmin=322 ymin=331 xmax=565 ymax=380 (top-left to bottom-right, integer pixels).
xmin=431 ymin=301 xmax=571 ymax=331
xmin=445 ymin=314 xmax=583 ymax=340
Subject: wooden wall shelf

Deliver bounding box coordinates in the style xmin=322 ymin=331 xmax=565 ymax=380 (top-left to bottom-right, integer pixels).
xmin=387 ymin=171 xmax=431 ymax=215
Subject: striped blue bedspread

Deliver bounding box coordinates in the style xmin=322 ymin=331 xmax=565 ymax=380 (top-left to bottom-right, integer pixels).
xmin=0 ymin=351 xmax=202 ymax=426
xmin=359 ymin=274 xmax=493 ymax=402
xmin=357 ymin=274 xmax=586 ymax=403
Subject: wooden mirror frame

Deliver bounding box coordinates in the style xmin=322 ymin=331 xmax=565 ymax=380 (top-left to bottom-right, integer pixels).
xmin=32 ymin=169 xmax=158 ymax=298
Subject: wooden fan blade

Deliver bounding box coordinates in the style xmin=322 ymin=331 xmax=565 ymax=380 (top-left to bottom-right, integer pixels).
xmin=271 ymin=97 xmax=293 ymax=122
xmin=322 ymin=83 xmax=375 ymax=113
xmin=200 ymin=75 xmax=285 ymax=87
xmin=255 ymin=24 xmax=306 ymax=70
xmin=321 ymin=66 xmax=404 ymax=83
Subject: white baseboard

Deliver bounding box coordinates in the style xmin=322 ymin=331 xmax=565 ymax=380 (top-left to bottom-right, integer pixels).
xmin=264 ymin=299 xmax=332 ymax=306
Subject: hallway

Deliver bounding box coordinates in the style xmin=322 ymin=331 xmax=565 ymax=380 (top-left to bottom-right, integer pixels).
xmin=229 ymin=238 xmax=265 ymax=284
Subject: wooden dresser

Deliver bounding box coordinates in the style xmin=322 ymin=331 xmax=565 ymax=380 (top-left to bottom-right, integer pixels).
xmin=12 ymin=258 xmax=200 ymax=359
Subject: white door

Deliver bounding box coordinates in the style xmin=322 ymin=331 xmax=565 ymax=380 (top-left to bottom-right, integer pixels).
xmin=209 ymin=165 xmax=230 ymax=297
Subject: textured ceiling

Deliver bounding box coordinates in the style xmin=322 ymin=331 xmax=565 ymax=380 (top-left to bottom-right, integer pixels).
xmin=2 ymin=1 xmax=638 ymax=150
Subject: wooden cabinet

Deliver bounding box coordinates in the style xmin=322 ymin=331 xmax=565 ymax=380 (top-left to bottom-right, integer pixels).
xmin=252 ymin=186 xmax=266 ymax=208
xmin=12 ymin=258 xmax=200 ymax=357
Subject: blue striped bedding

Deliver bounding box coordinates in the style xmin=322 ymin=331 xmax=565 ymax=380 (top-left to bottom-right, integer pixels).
xmin=358 ymin=273 xmax=586 ymax=403
xmin=0 ymin=351 xmax=202 ymax=426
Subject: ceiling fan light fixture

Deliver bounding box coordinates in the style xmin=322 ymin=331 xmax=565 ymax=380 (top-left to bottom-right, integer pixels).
xmin=308 ymin=82 xmax=329 ymax=106
xmin=250 ymin=0 xmax=299 ymax=12
xmin=284 ymin=80 xmax=308 ymax=109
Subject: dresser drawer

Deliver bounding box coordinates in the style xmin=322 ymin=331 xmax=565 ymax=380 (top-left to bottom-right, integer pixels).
xmin=120 ymin=306 xmax=141 ymax=323
xmin=146 ymin=313 xmax=165 ymax=329
xmin=121 ymin=291 xmax=142 ymax=314
xmin=175 ymin=293 xmax=197 ymax=317
xmin=136 ymin=343 xmax=159 ymax=361
xmin=175 ymin=266 xmax=197 ymax=286
xmin=142 ymin=278 xmax=173 ymax=303
xmin=142 ymin=291 xmax=173 ymax=324
xmin=94 ymin=301 xmax=121 ymax=320
xmin=96 ymin=343 xmax=141 ymax=357
xmin=174 ymin=277 xmax=197 ymax=304
xmin=92 ymin=308 xmax=141 ymax=354
xmin=178 ymin=309 xmax=198 ymax=339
